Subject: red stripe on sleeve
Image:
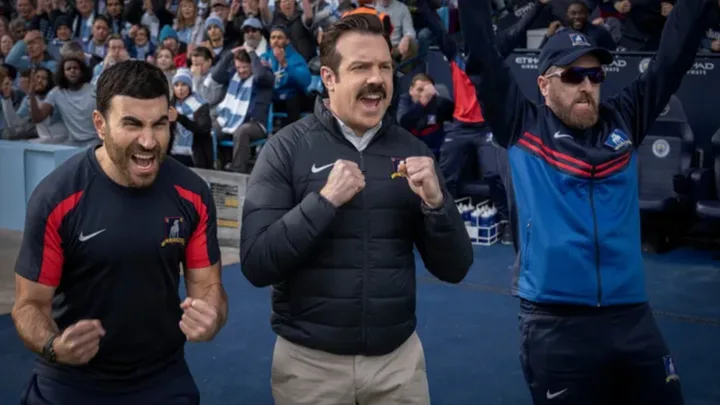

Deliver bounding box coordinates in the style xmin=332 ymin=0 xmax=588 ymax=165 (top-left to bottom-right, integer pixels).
xmin=174 ymin=185 xmax=211 ymax=269
xmin=39 ymin=191 xmax=83 ymax=286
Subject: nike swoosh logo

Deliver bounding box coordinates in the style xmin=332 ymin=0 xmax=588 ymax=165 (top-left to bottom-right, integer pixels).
xmin=311 ymin=163 xmax=335 ymax=173
xmin=553 ymin=132 xmax=573 ymax=139
xmin=79 ymin=229 xmax=106 ymax=242
xmin=546 ymin=388 xmax=568 ymax=399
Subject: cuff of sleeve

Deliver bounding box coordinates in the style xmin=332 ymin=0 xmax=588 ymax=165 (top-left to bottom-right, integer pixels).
xmin=298 ymin=192 xmax=338 ymax=230
xmin=421 ymin=195 xmax=449 ymax=215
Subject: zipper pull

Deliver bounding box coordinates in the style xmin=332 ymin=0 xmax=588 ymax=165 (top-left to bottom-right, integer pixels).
xmin=359 ymin=153 xmax=365 ymax=172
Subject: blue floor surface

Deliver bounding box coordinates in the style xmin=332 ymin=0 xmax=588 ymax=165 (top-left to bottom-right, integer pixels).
xmin=1 ymin=245 xmax=718 ymax=404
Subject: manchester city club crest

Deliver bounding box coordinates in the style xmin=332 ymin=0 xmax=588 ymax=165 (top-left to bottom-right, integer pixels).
xmin=652 ymin=139 xmax=671 ymax=158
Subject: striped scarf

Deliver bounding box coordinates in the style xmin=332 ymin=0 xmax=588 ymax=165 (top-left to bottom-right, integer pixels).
xmin=172 ymin=93 xmax=206 ymax=156
xmin=216 ymin=73 xmax=254 ymax=134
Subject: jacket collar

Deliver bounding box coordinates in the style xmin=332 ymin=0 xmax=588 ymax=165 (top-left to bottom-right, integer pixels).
xmin=313 ymin=96 xmax=394 ymax=144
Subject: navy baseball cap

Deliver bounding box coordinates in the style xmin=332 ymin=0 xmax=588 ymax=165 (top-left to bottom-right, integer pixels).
xmin=537 ymin=30 xmax=613 ymax=75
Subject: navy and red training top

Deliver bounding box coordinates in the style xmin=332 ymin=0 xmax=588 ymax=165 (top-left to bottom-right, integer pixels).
xmin=15 ymin=146 xmax=220 ymax=392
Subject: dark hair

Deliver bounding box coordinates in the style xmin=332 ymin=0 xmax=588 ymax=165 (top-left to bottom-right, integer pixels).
xmin=411 ymin=73 xmax=433 ymax=87
xmin=191 ymin=46 xmax=213 ymax=61
xmin=567 ymin=1 xmax=589 ymax=11
xmin=106 ymin=33 xmax=124 ymax=47
xmin=33 ymin=66 xmax=55 ymax=94
xmin=135 ymin=24 xmax=151 ymax=40
xmin=234 ymin=48 xmax=251 ymax=63
xmin=96 ymin=60 xmax=169 ymax=115
xmin=55 ymin=57 xmax=92 ymax=89
xmin=93 ymin=15 xmax=110 ymax=28
xmin=320 ymin=13 xmax=389 ymax=74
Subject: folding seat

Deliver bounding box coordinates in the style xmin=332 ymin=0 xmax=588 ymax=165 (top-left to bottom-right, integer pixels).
xmin=695 ymin=129 xmax=720 ymax=219
xmin=637 ymin=95 xmax=701 ymax=250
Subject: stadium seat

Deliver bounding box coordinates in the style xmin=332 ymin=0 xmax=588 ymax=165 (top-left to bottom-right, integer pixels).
xmin=695 ymin=129 xmax=720 ymax=219
xmin=638 ymin=97 xmax=697 ymax=212
xmin=425 ymin=48 xmax=454 ymax=99
xmin=655 ymin=94 xmax=687 ymax=123
xmin=456 ymin=150 xmax=491 ymax=198
xmin=638 ymin=97 xmax=702 ymax=250
xmin=396 ymin=61 xmax=427 ymax=97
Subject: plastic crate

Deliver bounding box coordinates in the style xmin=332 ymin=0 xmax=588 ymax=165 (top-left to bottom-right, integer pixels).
xmin=455 ymin=197 xmax=499 ymax=246
xmin=191 ymin=168 xmax=249 ymax=248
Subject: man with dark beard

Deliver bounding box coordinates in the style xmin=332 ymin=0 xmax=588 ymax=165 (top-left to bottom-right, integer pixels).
xmin=458 ymin=0 xmax=719 ymax=403
xmin=11 ymin=60 xmax=227 ymax=404
xmin=28 ymin=57 xmax=97 ymax=146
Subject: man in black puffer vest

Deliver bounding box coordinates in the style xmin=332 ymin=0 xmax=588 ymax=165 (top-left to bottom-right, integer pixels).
xmin=240 ymin=13 xmax=473 ymax=405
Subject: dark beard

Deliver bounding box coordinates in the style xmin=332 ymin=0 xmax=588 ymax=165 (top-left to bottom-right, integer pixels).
xmin=549 ymin=91 xmax=599 ymax=130
xmin=104 ymin=127 xmax=165 ymax=188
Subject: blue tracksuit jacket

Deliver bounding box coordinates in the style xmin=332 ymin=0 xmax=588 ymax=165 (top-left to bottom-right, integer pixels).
xmin=458 ymin=0 xmax=720 ymax=306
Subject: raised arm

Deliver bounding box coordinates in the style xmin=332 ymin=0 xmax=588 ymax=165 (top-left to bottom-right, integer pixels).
xmin=458 ymin=0 xmax=536 ymax=148
xmin=496 ymin=0 xmax=549 ymax=58
xmin=418 ymin=0 xmax=458 ymax=61
xmin=607 ymin=0 xmax=720 ymax=145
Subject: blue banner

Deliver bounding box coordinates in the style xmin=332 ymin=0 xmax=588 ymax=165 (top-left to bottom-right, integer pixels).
xmin=506 ymin=51 xmax=720 ymax=163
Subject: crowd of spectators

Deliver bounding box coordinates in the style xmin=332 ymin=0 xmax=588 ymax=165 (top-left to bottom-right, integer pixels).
xmin=0 ymin=0 xmax=713 ymax=174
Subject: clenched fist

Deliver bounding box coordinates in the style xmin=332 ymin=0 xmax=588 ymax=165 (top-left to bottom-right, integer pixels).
xmin=180 ymin=297 xmax=222 ymax=342
xmin=398 ymin=157 xmax=444 ymax=209
xmin=319 ymin=160 xmax=366 ymax=207
xmin=53 ymin=319 xmax=105 ymax=365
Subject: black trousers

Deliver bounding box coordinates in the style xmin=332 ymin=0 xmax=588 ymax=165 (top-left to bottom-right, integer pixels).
xmin=20 ymin=368 xmax=199 ymax=405
xmin=519 ymin=300 xmax=684 ymax=405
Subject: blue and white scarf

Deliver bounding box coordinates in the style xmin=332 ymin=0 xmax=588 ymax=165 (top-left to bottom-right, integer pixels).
xmin=216 ymin=73 xmax=254 ymax=135
xmin=172 ymin=93 xmax=206 ymax=156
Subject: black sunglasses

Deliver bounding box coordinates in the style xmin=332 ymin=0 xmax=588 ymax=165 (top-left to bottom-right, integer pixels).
xmin=546 ymin=66 xmax=606 ymax=84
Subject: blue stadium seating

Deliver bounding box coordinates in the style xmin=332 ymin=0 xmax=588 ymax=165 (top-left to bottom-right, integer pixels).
xmin=695 ymin=129 xmax=720 ymax=219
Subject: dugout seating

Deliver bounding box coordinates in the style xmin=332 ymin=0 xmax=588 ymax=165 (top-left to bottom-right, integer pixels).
xmin=638 ymin=96 xmax=698 ymax=213
xmin=695 ymin=129 xmax=720 ymax=219
xmin=637 ymin=96 xmax=707 ymax=250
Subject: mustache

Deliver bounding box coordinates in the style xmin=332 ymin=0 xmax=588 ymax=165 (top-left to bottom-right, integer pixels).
xmin=574 ymin=92 xmax=595 ymax=105
xmin=128 ymin=144 xmax=161 ymax=157
xmin=357 ymin=84 xmax=387 ymax=100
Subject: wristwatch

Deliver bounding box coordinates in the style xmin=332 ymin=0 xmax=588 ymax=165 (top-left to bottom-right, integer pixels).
xmin=42 ymin=333 xmax=59 ymax=363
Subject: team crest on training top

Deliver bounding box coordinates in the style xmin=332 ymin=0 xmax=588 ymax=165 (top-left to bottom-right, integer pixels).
xmin=569 ymin=33 xmax=591 ymax=47
xmin=390 ymin=158 xmax=406 ymax=179
xmin=161 ymin=216 xmax=185 ymax=247
xmin=604 ymin=129 xmax=633 ymax=151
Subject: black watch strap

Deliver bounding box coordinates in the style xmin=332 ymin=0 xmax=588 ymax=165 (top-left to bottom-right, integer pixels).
xmin=42 ymin=333 xmax=59 ymax=363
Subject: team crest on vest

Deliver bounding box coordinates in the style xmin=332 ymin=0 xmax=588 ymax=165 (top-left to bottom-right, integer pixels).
xmin=604 ymin=129 xmax=632 ymax=151
xmin=390 ymin=158 xmax=406 ymax=179
xmin=569 ymin=33 xmax=591 ymax=47
xmin=161 ymin=216 xmax=185 ymax=247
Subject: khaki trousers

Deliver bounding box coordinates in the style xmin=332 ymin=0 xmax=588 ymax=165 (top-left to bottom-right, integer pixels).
xmin=271 ymin=332 xmax=430 ymax=405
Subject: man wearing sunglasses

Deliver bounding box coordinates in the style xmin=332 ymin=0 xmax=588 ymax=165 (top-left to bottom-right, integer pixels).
xmin=458 ymin=0 xmax=719 ymax=403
